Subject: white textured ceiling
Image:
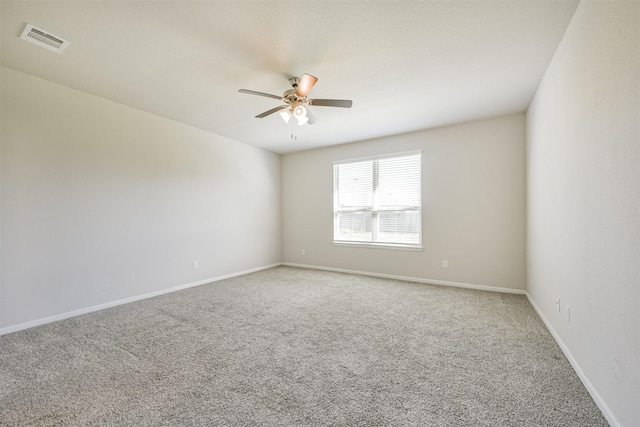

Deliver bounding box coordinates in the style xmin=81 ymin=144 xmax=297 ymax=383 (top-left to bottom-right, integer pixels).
xmin=1 ymin=1 xmax=579 ymax=154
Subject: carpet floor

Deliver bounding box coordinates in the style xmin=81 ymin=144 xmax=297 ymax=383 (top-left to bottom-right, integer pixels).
xmin=0 ymin=266 xmax=607 ymax=426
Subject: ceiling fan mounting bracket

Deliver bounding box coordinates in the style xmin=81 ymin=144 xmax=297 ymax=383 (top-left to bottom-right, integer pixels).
xmin=288 ymin=77 xmax=300 ymax=88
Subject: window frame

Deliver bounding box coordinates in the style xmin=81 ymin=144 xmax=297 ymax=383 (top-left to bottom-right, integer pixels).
xmin=333 ymin=150 xmax=423 ymax=251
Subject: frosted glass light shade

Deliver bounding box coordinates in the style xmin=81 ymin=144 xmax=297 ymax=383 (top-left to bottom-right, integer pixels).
xmin=279 ymin=109 xmax=292 ymax=123
xmin=294 ymin=105 xmax=308 ymax=126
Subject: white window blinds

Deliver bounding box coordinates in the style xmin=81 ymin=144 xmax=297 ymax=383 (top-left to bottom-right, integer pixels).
xmin=334 ymin=151 xmax=422 ymax=248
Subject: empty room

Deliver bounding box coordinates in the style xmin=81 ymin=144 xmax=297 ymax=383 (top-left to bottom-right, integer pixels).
xmin=1 ymin=1 xmax=638 ymax=426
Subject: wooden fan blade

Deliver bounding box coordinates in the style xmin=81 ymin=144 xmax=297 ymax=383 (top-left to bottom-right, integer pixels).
xmin=255 ymin=105 xmax=287 ymax=118
xmin=309 ymin=99 xmax=353 ymax=108
xmin=238 ymin=89 xmax=283 ymax=101
xmin=296 ymin=74 xmax=318 ymax=97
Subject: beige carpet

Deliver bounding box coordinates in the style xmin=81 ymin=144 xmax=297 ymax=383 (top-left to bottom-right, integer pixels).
xmin=0 ymin=266 xmax=607 ymax=426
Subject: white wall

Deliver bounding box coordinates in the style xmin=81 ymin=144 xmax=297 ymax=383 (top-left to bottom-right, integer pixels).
xmin=282 ymin=114 xmax=526 ymax=291
xmin=0 ymin=67 xmax=282 ymax=331
xmin=526 ymin=1 xmax=639 ymax=425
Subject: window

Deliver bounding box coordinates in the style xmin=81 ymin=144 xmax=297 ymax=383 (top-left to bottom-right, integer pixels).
xmin=333 ymin=151 xmax=422 ymax=249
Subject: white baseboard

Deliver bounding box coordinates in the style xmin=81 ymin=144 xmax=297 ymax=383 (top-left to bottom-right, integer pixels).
xmin=0 ymin=262 xmax=522 ymax=335
xmin=525 ymin=294 xmax=619 ymax=427
xmin=282 ymin=262 xmax=526 ymax=295
xmin=0 ymin=263 xmax=282 ymax=336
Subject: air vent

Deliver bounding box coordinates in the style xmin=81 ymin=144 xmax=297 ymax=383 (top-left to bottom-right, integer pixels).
xmin=20 ymin=24 xmax=69 ymax=54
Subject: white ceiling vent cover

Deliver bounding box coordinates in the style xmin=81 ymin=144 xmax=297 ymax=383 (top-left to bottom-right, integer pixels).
xmin=20 ymin=24 xmax=69 ymax=53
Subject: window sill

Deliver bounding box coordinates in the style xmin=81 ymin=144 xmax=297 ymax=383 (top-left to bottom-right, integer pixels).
xmin=333 ymin=241 xmax=424 ymax=251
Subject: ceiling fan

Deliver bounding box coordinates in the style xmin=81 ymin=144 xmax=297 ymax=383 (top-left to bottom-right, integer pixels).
xmin=238 ymin=74 xmax=353 ymax=126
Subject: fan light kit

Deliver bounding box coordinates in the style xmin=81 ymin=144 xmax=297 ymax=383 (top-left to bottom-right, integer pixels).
xmin=238 ymin=74 xmax=352 ymax=126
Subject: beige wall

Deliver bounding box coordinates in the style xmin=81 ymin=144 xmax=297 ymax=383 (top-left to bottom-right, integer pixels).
xmin=526 ymin=1 xmax=639 ymax=425
xmin=282 ymin=114 xmax=526 ymax=291
xmin=0 ymin=67 xmax=282 ymax=330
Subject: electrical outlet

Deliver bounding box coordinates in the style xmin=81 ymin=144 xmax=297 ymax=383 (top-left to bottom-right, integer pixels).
xmin=442 ymin=260 xmax=449 ymax=269
xmin=193 ymin=261 xmax=199 ymax=269
xmin=565 ymin=305 xmax=571 ymax=323
xmin=556 ymin=298 xmax=561 ymax=312
xmin=301 ymin=249 xmax=306 ymax=255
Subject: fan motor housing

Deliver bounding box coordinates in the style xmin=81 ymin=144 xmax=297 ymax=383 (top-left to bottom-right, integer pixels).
xmin=283 ymin=88 xmax=304 ymax=107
